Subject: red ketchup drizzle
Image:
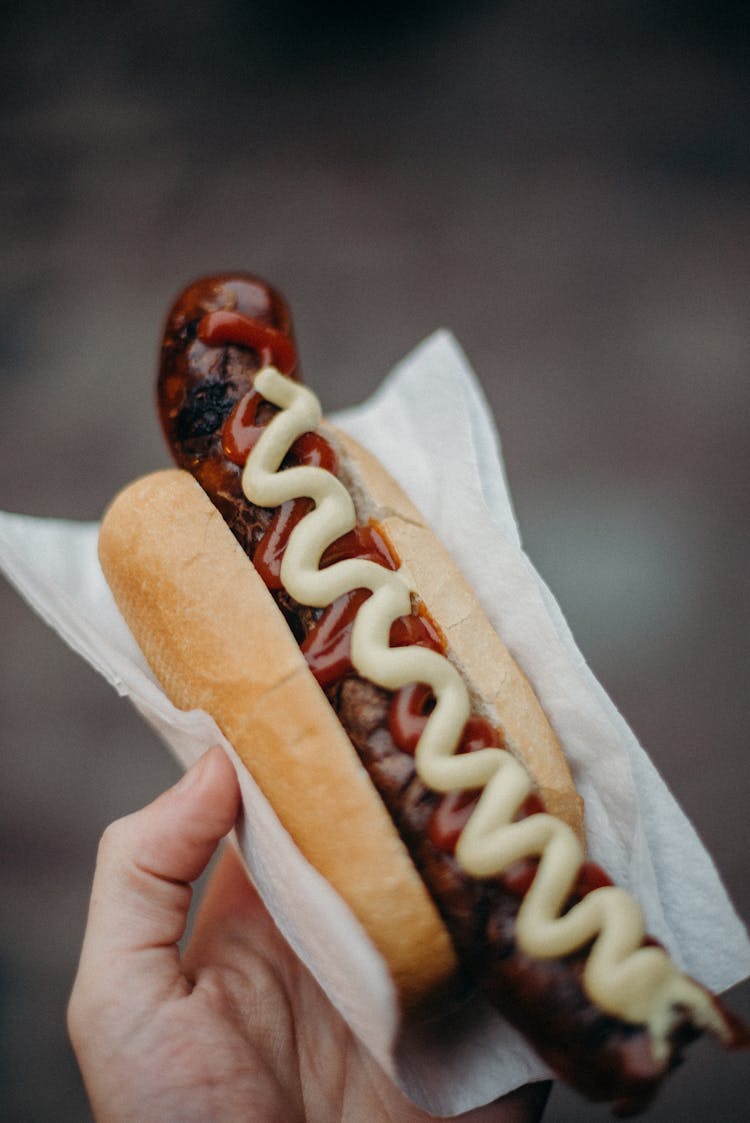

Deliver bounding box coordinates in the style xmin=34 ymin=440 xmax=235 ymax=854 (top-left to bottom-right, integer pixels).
xmin=223 ymin=389 xmax=272 ymax=466
xmin=388 ymin=682 xmax=435 ymax=753
xmin=286 ymin=431 xmax=339 ymax=473
xmin=198 ymin=310 xmax=297 ymax=375
xmin=254 ymin=498 xmax=313 ymax=589
xmin=426 ymin=717 xmax=503 ymax=854
xmin=301 ymin=527 xmax=402 ymax=687
xmin=301 ymin=589 xmax=371 ymax=687
xmin=389 ymin=611 xmax=443 ymax=652
xmin=320 ymin=524 xmax=397 ymax=571
xmin=223 ymin=391 xmax=337 ymax=472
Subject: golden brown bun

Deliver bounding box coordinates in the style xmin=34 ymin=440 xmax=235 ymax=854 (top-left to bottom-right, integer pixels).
xmin=98 ymin=468 xmax=457 ymax=1010
xmin=98 ymin=438 xmax=583 ymax=1010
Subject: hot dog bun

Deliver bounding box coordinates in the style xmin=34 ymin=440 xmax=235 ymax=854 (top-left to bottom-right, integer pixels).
xmin=98 ymin=429 xmax=583 ymax=1010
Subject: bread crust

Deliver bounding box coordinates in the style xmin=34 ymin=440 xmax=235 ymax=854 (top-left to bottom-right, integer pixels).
xmin=98 ymin=468 xmax=457 ymax=1009
xmin=98 ymin=435 xmax=583 ymax=1007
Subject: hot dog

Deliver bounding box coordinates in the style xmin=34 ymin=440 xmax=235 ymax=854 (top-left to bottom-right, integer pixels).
xmin=98 ymin=273 xmax=748 ymax=1115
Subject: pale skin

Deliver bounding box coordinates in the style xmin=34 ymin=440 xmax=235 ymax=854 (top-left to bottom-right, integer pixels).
xmin=67 ymin=746 xmax=550 ymax=1123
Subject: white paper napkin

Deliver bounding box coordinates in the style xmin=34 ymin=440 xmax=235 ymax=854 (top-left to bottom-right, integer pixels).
xmin=2 ymin=330 xmax=749 ymax=1116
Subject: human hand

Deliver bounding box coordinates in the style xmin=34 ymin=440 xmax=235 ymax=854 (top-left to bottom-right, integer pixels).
xmin=68 ymin=746 xmax=549 ymax=1122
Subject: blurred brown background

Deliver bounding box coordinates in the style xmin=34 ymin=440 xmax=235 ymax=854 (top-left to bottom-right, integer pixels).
xmin=2 ymin=1 xmax=749 ymax=1119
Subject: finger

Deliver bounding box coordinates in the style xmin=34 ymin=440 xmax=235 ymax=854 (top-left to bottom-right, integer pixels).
xmin=71 ymin=746 xmax=241 ymax=1014
xmin=183 ymin=843 xmax=287 ymax=979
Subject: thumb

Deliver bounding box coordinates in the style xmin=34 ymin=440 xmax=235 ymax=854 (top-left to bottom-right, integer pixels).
xmin=69 ymin=746 xmax=241 ymax=1023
